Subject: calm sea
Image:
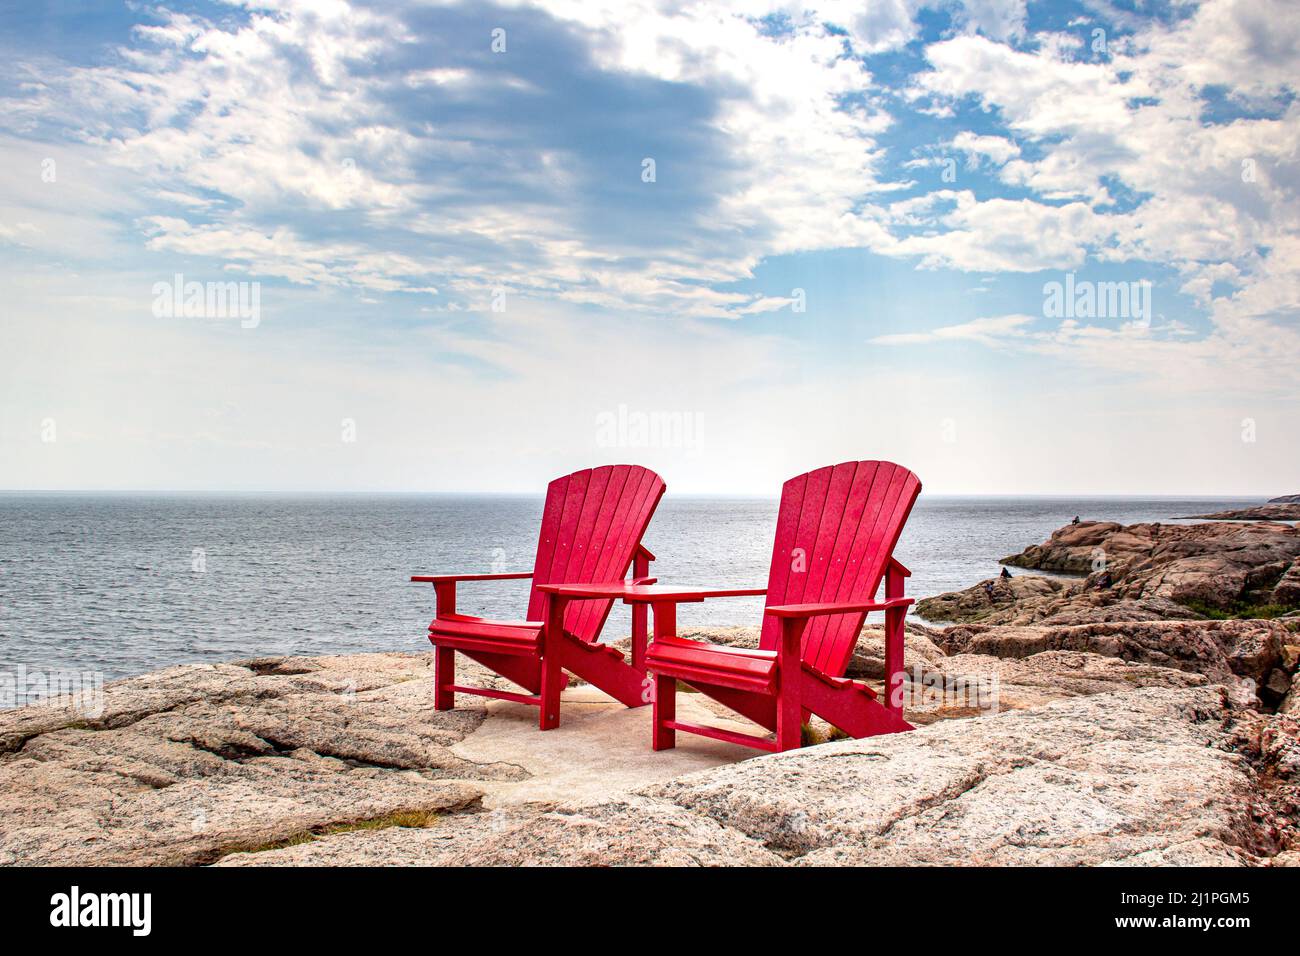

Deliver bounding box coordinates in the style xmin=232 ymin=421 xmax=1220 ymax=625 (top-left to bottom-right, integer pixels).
xmin=0 ymin=493 xmax=1264 ymax=690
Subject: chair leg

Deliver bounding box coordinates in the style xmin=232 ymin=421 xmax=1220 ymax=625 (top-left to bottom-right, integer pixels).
xmin=539 ymin=653 xmax=564 ymax=730
xmin=652 ymin=673 xmax=676 ymax=751
xmin=884 ymin=603 xmax=906 ymax=719
xmin=775 ymin=676 xmax=802 ymax=752
xmin=434 ymin=646 xmax=455 ymax=711
xmin=775 ymin=619 xmax=804 ymax=752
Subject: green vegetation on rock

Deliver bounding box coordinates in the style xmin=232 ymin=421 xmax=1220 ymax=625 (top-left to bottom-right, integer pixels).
xmin=1178 ymin=599 xmax=1291 ymax=621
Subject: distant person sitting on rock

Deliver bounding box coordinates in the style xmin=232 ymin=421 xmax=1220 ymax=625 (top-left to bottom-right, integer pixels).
xmin=1072 ymin=515 xmax=1080 ymax=524
xmin=983 ymin=581 xmax=996 ymax=599
xmin=1097 ymin=571 xmax=1112 ymax=589
xmin=1000 ymin=567 xmax=1012 ymax=580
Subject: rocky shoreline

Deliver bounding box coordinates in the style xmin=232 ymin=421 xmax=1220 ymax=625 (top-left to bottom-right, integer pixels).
xmin=1180 ymin=504 xmax=1300 ymax=521
xmin=914 ymin=518 xmax=1300 ymax=711
xmin=2 ymin=515 xmax=1298 ymax=867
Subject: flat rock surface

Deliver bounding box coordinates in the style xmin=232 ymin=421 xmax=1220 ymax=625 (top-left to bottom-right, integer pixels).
xmin=6 ymin=639 xmax=1297 ymax=867
xmin=0 ymin=649 xmax=760 ymax=866
xmin=0 ymin=654 xmax=498 ymax=866
xmin=646 ymin=687 xmax=1272 ymax=866
xmin=227 ymin=686 xmax=1299 ymax=867
xmin=219 ymin=795 xmax=786 ymax=867
xmin=447 ymin=684 xmax=759 ymax=808
xmin=907 ymin=650 xmax=1209 ymax=720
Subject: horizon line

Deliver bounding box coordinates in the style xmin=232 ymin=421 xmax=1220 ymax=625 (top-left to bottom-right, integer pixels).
xmin=0 ymin=488 xmax=1285 ymax=499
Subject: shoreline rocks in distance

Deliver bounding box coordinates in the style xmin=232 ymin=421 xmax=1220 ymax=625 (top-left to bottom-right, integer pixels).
xmin=1181 ymin=503 xmax=1300 ymax=521
xmin=1270 ymin=495 xmax=1300 ymax=504
xmin=915 ymin=517 xmax=1300 ymax=709
xmin=997 ymin=519 xmax=1300 ymax=613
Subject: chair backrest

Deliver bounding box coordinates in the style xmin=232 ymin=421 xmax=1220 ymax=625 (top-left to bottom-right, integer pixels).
xmin=758 ymin=461 xmax=921 ymax=677
xmin=525 ymin=465 xmax=667 ymax=642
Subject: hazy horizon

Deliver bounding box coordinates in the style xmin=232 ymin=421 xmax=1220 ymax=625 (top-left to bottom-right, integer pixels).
xmin=0 ymin=487 xmax=1281 ymax=499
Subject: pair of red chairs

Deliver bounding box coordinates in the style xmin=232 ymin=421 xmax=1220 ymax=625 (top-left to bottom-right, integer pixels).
xmin=412 ymin=461 xmax=919 ymax=753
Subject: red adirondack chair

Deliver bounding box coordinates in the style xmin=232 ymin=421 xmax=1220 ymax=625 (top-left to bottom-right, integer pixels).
xmin=537 ymin=461 xmax=920 ymax=752
xmin=412 ymin=465 xmax=665 ymax=730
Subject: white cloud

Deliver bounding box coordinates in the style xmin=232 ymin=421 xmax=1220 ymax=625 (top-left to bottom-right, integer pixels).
xmin=897 ymin=2 xmax=1300 ymax=393
xmin=0 ymin=1 xmax=913 ymax=318
xmin=1139 ymin=0 xmax=1300 ymax=96
xmin=870 ymin=313 xmax=1036 ymax=345
xmin=955 ymin=0 xmax=1028 ymax=43
xmin=12 ymin=0 xmax=1290 ymax=334
xmin=817 ymin=0 xmax=925 ymax=53
xmin=814 ymin=0 xmax=1027 ymax=53
xmin=951 ymin=131 xmax=1020 ymax=166
xmin=882 ymin=191 xmax=1112 ymax=271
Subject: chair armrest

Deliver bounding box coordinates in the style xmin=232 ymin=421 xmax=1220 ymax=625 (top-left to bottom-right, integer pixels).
xmin=536 ymin=583 xmax=766 ymax=604
xmin=765 ymin=597 xmax=914 ymax=619
xmin=410 ymin=572 xmax=533 ymax=583
xmin=413 ymin=571 xmax=532 ymax=619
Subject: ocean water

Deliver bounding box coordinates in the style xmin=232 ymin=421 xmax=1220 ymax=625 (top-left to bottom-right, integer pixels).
xmin=0 ymin=493 xmax=1264 ymax=690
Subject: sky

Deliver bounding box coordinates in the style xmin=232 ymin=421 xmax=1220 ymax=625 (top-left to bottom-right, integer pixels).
xmin=0 ymin=0 xmax=1297 ymax=495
